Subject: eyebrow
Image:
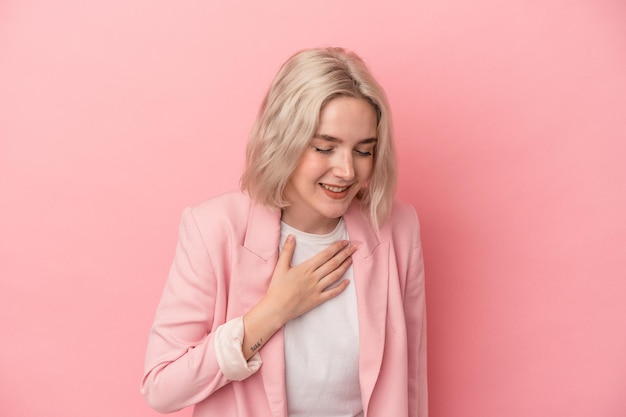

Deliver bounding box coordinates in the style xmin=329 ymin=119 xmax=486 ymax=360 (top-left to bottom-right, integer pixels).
xmin=314 ymin=134 xmax=378 ymax=144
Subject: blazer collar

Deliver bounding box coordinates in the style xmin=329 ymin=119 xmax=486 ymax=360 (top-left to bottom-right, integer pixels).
xmin=343 ymin=198 xmax=380 ymax=256
xmin=242 ymin=198 xmax=281 ymax=260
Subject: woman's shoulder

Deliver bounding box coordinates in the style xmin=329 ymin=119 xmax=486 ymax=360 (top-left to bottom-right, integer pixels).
xmin=380 ymin=198 xmax=422 ymax=244
xmin=181 ymin=191 xmax=280 ymax=254
xmin=388 ymin=198 xmax=420 ymax=228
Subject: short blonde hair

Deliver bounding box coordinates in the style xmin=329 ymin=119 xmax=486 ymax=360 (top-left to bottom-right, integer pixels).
xmin=240 ymin=47 xmax=397 ymax=230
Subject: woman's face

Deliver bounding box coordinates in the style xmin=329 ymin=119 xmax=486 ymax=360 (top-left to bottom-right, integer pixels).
xmin=282 ymin=96 xmax=377 ymax=234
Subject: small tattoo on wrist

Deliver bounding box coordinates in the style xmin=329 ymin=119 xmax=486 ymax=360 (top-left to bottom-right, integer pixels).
xmin=251 ymin=339 xmax=263 ymax=352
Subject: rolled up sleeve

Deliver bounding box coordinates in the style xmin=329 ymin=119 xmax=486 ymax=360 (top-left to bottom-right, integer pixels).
xmin=214 ymin=316 xmax=263 ymax=381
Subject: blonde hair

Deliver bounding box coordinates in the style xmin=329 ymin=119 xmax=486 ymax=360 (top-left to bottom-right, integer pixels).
xmin=240 ymin=47 xmax=397 ymax=230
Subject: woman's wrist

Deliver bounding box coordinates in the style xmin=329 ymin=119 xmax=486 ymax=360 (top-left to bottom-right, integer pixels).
xmin=241 ymin=297 xmax=286 ymax=360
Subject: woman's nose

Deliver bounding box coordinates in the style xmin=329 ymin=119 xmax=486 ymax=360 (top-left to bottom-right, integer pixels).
xmin=332 ymin=151 xmax=355 ymax=180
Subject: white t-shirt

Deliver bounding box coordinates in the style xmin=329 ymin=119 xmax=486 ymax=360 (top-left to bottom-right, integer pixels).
xmin=281 ymin=218 xmax=363 ymax=417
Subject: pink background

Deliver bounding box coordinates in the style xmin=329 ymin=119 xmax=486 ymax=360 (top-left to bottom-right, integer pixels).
xmin=1 ymin=1 xmax=625 ymax=416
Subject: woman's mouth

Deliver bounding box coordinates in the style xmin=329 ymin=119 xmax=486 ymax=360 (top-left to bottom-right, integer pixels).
xmin=321 ymin=184 xmax=349 ymax=193
xmin=320 ymin=183 xmax=351 ymax=199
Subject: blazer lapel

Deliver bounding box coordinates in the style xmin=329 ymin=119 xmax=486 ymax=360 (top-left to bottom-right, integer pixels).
xmin=233 ymin=201 xmax=288 ymax=417
xmin=344 ymin=201 xmax=389 ymax=415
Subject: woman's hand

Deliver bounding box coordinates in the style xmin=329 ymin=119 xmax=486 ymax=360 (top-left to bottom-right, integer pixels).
xmin=241 ymin=236 xmax=356 ymax=359
xmin=266 ymin=235 xmax=356 ymax=322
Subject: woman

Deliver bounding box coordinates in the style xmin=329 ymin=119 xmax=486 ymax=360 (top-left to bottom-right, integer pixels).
xmin=141 ymin=47 xmax=427 ymax=417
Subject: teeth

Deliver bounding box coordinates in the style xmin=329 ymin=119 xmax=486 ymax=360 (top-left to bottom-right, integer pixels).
xmin=321 ymin=184 xmax=349 ymax=193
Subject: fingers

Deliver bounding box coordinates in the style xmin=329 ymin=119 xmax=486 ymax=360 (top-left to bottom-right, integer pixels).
xmin=319 ymin=278 xmax=350 ymax=302
xmin=276 ymin=234 xmax=296 ymax=270
xmin=317 ymin=254 xmax=353 ymax=291
xmin=269 ymin=237 xmax=355 ymax=321
xmin=303 ymin=240 xmax=350 ymax=270
xmin=313 ymin=242 xmax=357 ymax=278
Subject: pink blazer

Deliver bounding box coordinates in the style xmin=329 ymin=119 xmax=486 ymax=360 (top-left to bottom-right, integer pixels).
xmin=141 ymin=191 xmax=427 ymax=417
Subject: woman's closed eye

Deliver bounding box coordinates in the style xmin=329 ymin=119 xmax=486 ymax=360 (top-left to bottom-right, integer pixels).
xmin=354 ymin=149 xmax=373 ymax=157
xmin=315 ymin=147 xmax=333 ymax=154
xmin=315 ymin=147 xmax=373 ymax=157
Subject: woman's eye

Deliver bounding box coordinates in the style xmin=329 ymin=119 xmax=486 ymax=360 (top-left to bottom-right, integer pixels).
xmin=315 ymin=147 xmax=333 ymax=154
xmin=355 ymin=149 xmax=373 ymax=157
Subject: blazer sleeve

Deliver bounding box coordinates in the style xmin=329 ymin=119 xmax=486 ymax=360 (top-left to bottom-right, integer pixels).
xmin=140 ymin=207 xmax=260 ymax=413
xmin=405 ymin=215 xmax=428 ymax=417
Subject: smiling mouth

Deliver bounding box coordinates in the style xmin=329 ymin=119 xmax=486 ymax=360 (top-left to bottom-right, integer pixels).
xmin=320 ymin=183 xmax=351 ymax=193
